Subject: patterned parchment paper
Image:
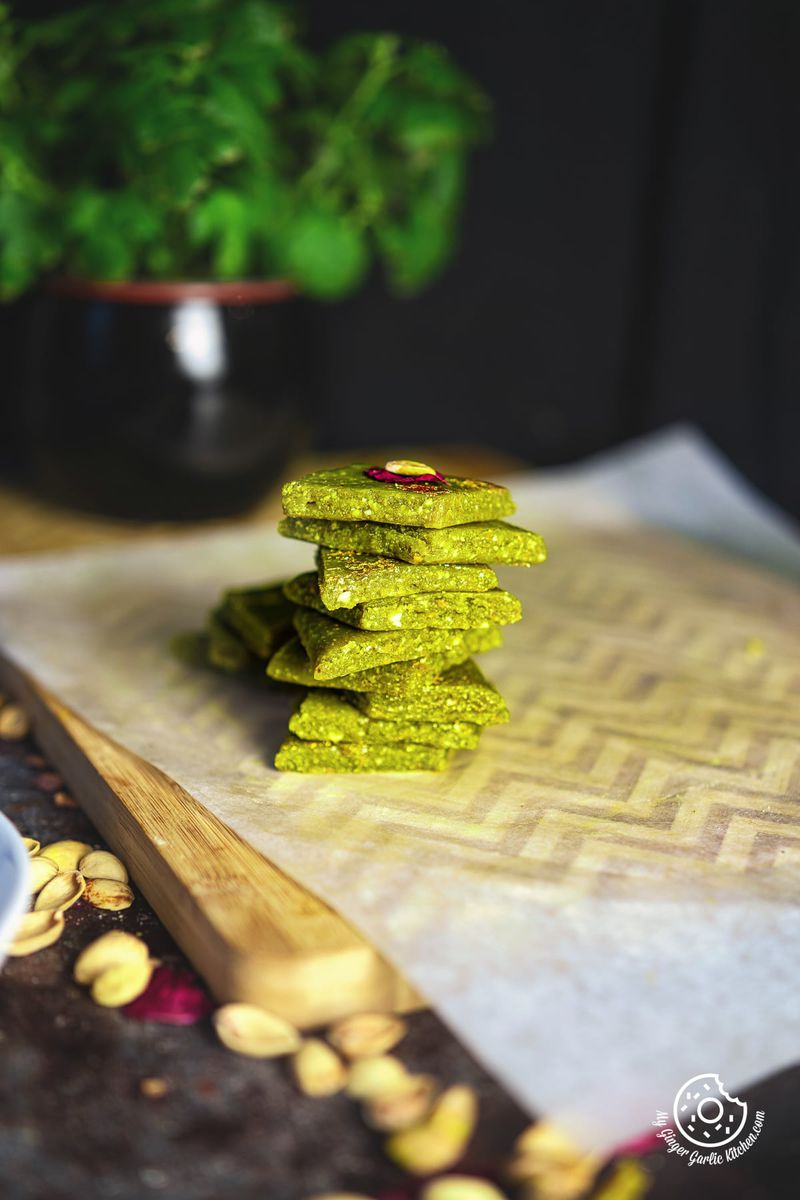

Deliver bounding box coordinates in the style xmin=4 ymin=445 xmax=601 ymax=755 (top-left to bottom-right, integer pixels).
xmin=1 ymin=427 xmax=799 ymax=1151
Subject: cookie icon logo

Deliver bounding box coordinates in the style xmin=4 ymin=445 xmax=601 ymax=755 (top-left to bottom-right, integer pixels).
xmin=673 ymin=1073 xmax=748 ymax=1148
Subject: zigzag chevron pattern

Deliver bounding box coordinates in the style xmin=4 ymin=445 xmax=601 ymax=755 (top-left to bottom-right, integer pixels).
xmin=277 ymin=527 xmax=800 ymax=898
xmin=3 ymin=522 xmax=797 ymax=903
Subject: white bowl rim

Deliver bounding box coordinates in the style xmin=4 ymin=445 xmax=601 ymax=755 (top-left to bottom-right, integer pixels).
xmin=0 ymin=810 xmax=30 ymax=962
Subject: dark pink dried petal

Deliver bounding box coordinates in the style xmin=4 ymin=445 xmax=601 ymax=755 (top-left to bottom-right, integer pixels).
xmin=35 ymin=771 xmax=63 ymax=792
xmin=122 ymin=964 xmax=213 ymax=1025
xmin=365 ymin=467 xmax=445 ymax=485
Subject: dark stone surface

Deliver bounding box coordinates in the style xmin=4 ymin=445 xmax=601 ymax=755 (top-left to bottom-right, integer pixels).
xmin=2 ymin=729 xmax=799 ymax=1200
xmin=0 ymin=732 xmax=530 ymax=1200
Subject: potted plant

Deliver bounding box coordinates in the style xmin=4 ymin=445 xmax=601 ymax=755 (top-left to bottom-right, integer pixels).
xmin=0 ymin=1 xmax=489 ymax=519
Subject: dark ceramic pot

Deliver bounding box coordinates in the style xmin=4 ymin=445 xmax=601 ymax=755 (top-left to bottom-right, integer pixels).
xmin=23 ymin=278 xmax=309 ymax=520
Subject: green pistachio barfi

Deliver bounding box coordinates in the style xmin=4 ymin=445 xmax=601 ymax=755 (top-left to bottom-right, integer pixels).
xmin=279 ymin=515 xmax=546 ymax=566
xmin=266 ymin=630 xmax=503 ymax=693
xmin=285 ymin=572 xmax=522 ymax=632
xmin=356 ymin=658 xmax=510 ymax=725
xmin=274 ymin=735 xmax=453 ymax=773
xmin=317 ymin=547 xmax=498 ymax=609
xmin=219 ymin=584 xmax=295 ymax=658
xmin=294 ymin=606 xmax=504 ymax=681
xmin=282 ymin=465 xmax=515 ymax=529
xmin=289 ymin=690 xmax=481 ymax=750
xmin=206 ymin=608 xmax=253 ymax=673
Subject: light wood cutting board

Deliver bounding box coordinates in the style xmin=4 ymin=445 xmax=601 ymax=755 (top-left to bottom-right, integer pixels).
xmin=0 ymin=658 xmax=423 ymax=1028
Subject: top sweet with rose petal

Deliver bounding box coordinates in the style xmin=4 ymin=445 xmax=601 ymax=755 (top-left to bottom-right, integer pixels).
xmin=281 ymin=462 xmax=516 ymax=529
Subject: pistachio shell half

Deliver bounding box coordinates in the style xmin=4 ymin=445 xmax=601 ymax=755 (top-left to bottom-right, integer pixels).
xmin=213 ymin=1003 xmax=301 ymax=1058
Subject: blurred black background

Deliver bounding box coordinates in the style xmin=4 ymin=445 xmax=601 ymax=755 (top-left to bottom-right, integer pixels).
xmin=2 ymin=0 xmax=799 ymax=517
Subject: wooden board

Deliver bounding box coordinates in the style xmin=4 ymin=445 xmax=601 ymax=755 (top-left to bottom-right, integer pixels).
xmin=0 ymin=658 xmax=423 ymax=1028
xmin=0 ymin=450 xmax=521 ymax=1029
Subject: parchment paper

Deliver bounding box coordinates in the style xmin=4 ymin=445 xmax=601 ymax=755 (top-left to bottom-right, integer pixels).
xmin=1 ymin=425 xmax=799 ymax=1152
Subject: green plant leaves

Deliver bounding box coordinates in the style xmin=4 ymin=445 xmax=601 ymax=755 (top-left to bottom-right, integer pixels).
xmin=280 ymin=206 xmax=368 ymax=299
xmin=0 ymin=1 xmax=490 ymax=299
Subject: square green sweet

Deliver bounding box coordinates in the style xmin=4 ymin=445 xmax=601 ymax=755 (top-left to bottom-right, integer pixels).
xmin=274 ymin=735 xmax=453 ymax=773
xmin=220 ymin=583 xmax=295 ymax=658
xmin=266 ymin=632 xmax=502 ymax=694
xmin=206 ymin=607 xmax=254 ymax=673
xmin=281 ymin=464 xmax=515 ymax=529
xmin=317 ymin=547 xmax=498 ymax=609
xmin=355 ymin=658 xmax=510 ymax=725
xmin=289 ymin=689 xmax=482 ymax=750
xmin=285 ymin=572 xmax=522 ymax=632
xmin=279 ymin=515 xmax=546 ymax=566
xmin=294 ymin=606 xmax=504 ymax=681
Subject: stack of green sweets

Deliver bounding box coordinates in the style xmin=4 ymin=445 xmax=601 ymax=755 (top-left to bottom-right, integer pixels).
xmin=267 ymin=459 xmax=547 ymax=773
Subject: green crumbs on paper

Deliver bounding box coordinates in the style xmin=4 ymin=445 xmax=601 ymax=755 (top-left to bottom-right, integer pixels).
xmin=316 ymin=547 xmax=498 ymax=608
xmin=187 ymin=458 xmax=545 ymax=771
xmin=279 ymin=515 xmax=547 ymax=566
xmin=281 ymin=464 xmax=515 ymax=529
xmin=267 ymin=631 xmax=502 ymax=694
xmin=284 ymin=571 xmax=522 ymax=631
xmin=289 ymin=690 xmax=482 ymax=750
xmin=274 ymin=735 xmax=453 ymax=773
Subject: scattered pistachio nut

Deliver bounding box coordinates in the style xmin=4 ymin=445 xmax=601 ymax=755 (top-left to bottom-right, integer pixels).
xmin=27 ymin=854 xmax=59 ymax=895
xmin=213 ymin=1003 xmax=301 ymax=1058
xmin=139 ymin=1077 xmax=170 ymax=1099
xmin=384 ymin=459 xmax=437 ymax=476
xmin=0 ymin=703 xmax=30 ymax=740
xmin=84 ymin=877 xmax=134 ymax=911
xmin=39 ymin=840 xmax=93 ymax=871
xmin=53 ymin=790 xmax=79 ymax=809
xmin=327 ymin=1011 xmax=407 ymax=1060
xmin=386 ymin=1085 xmax=478 ymax=1176
xmin=513 ymin=1122 xmax=586 ymax=1168
xmin=590 ymin=1158 xmax=651 ymax=1200
xmin=516 ymin=1161 xmax=600 ymax=1200
xmin=291 ymin=1038 xmax=349 ymax=1097
xmin=365 ymin=1074 xmax=437 ymax=1132
xmin=22 ymin=838 xmax=41 ymax=857
xmin=7 ymin=910 xmax=65 ymax=956
xmin=422 ymin=1178 xmax=508 ymax=1200
xmin=34 ymin=869 xmax=86 ymax=912
xmin=73 ymin=930 xmax=150 ymax=985
xmin=346 ymin=1054 xmax=410 ymax=1100
xmin=79 ymin=850 xmax=129 ymax=883
xmin=91 ymin=958 xmax=154 ymax=1007
xmin=509 ymin=1124 xmax=601 ymax=1200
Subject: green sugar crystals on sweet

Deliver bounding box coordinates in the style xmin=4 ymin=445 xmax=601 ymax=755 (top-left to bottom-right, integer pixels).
xmin=355 ymin=658 xmax=510 ymax=726
xmin=206 ymin=608 xmax=253 ymax=673
xmin=274 ymin=735 xmax=453 ymax=773
xmin=267 ymin=632 xmax=502 ymax=694
xmin=279 ymin=515 xmax=546 ymax=566
xmin=282 ymin=464 xmax=515 ymax=529
xmin=219 ymin=584 xmax=294 ymax=658
xmin=294 ymin=606 xmax=505 ymax=681
xmin=284 ymin=571 xmax=522 ymax=632
xmin=289 ymin=690 xmax=481 ymax=750
xmin=317 ymin=547 xmax=498 ymax=608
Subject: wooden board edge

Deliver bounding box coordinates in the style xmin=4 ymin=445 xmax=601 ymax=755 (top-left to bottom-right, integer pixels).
xmin=0 ymin=654 xmax=425 ymax=1027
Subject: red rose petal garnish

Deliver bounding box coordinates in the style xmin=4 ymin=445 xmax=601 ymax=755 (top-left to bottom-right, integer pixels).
xmin=365 ymin=467 xmax=445 ymax=485
xmin=122 ymin=964 xmax=214 ymax=1025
